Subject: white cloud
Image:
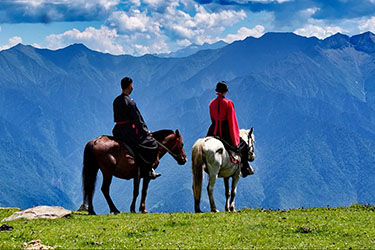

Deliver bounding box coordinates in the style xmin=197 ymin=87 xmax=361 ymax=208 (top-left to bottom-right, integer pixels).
xmin=37 ymin=1 xmax=267 ymax=56
xmin=194 ymin=5 xmax=246 ymax=28
xmin=0 ymin=36 xmax=22 ymax=50
xmin=294 ymin=24 xmax=343 ymax=39
xmin=359 ymin=16 xmax=375 ymax=33
xmin=223 ymin=25 xmax=265 ymax=43
xmin=129 ymin=0 xmax=141 ymax=6
xmin=155 ymin=3 xmax=247 ymax=44
xmin=107 ymin=10 xmax=158 ymax=33
xmin=98 ymin=1 xmax=249 ymax=55
xmin=143 ymin=0 xmax=165 ymax=7
xmin=46 ymin=26 xmax=124 ymax=55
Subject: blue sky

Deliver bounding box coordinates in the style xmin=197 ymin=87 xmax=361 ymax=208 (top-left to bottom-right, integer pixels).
xmin=0 ymin=0 xmax=375 ymax=56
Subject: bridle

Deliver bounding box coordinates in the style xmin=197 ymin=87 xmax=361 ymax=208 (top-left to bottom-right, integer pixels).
xmin=155 ymin=133 xmax=185 ymax=162
xmin=248 ymin=132 xmax=254 ymax=154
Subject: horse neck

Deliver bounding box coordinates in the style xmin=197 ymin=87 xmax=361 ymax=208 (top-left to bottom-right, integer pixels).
xmin=155 ymin=132 xmax=176 ymax=157
xmin=162 ymin=133 xmax=176 ymax=150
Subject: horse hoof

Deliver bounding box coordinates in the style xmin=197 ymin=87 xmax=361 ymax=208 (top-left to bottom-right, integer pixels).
xmin=78 ymin=204 xmax=88 ymax=212
xmin=88 ymin=211 xmax=96 ymax=215
xmin=141 ymin=210 xmax=148 ymax=214
xmin=111 ymin=210 xmax=120 ymax=215
xmin=211 ymin=209 xmax=219 ymax=213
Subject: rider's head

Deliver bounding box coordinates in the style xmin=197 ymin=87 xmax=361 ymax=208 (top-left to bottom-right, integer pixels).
xmin=121 ymin=77 xmax=133 ymax=95
xmin=215 ymin=81 xmax=228 ymax=94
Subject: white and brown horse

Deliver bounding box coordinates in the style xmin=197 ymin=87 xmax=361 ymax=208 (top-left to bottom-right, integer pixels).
xmin=192 ymin=128 xmax=255 ymax=213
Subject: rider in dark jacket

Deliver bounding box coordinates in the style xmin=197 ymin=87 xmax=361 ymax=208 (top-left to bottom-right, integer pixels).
xmin=112 ymin=77 xmax=161 ymax=179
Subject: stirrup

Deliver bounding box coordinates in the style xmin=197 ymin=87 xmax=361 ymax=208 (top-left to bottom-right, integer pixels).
xmin=229 ymin=152 xmax=239 ymax=164
xmin=148 ymin=169 xmax=161 ymax=179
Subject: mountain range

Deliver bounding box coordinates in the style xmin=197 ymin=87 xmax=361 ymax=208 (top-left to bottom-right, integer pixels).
xmin=1 ymin=32 xmax=375 ymax=213
xmin=156 ymin=40 xmax=228 ymax=58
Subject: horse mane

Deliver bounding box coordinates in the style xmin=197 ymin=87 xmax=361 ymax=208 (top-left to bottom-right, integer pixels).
xmin=239 ymin=129 xmax=249 ymax=137
xmin=152 ymin=129 xmax=174 ymax=141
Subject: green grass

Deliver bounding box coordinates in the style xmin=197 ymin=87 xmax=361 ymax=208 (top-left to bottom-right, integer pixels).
xmin=1 ymin=204 xmax=375 ymax=249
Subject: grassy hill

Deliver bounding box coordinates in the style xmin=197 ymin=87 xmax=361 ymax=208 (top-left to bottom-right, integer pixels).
xmin=1 ymin=204 xmax=375 ymax=249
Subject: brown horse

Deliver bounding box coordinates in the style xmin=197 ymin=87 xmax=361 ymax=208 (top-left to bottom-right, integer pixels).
xmin=79 ymin=129 xmax=187 ymax=215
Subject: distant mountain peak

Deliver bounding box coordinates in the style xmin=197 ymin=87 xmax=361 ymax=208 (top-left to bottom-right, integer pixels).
xmin=262 ymin=32 xmax=298 ymax=37
xmin=322 ymin=33 xmax=351 ymax=49
xmin=156 ymin=40 xmax=228 ymax=58
xmin=2 ymin=43 xmax=38 ymax=56
xmin=350 ymin=31 xmax=375 ymax=53
xmin=63 ymin=43 xmax=91 ymax=51
xmin=9 ymin=43 xmax=34 ymax=50
xmin=330 ymin=32 xmax=350 ymax=39
xmin=259 ymin=32 xmax=320 ymax=44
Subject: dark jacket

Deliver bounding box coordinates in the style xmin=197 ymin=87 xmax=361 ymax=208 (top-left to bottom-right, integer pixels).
xmin=112 ymin=93 xmax=157 ymax=166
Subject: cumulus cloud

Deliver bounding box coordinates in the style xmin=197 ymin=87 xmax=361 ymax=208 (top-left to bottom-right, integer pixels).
xmin=359 ymin=16 xmax=375 ymax=33
xmin=107 ymin=10 xmax=158 ymax=34
xmin=46 ymin=26 xmax=124 ymax=55
xmin=96 ymin=1 xmax=248 ymax=54
xmin=223 ymin=25 xmax=265 ymax=43
xmin=0 ymin=0 xmax=119 ymax=23
xmin=0 ymin=36 xmax=22 ymax=51
xmin=45 ymin=23 xmax=172 ymax=56
xmin=294 ymin=24 xmax=343 ymax=39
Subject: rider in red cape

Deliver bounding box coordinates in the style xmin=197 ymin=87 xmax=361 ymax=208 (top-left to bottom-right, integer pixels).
xmin=207 ymin=81 xmax=251 ymax=172
xmin=112 ymin=77 xmax=161 ymax=179
xmin=207 ymin=81 xmax=240 ymax=147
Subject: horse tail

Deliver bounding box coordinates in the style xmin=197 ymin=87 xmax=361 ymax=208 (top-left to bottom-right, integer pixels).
xmin=192 ymin=138 xmax=205 ymax=213
xmin=81 ymin=141 xmax=99 ymax=211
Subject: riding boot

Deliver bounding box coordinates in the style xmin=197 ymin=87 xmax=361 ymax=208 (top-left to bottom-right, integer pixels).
xmin=148 ymin=168 xmax=161 ymax=180
xmin=241 ymin=154 xmax=251 ymax=177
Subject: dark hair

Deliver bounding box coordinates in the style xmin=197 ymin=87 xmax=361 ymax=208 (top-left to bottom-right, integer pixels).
xmin=215 ymin=81 xmax=228 ymax=93
xmin=121 ymin=77 xmax=133 ymax=90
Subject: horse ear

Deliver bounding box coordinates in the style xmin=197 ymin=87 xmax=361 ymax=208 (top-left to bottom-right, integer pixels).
xmin=250 ymin=127 xmax=253 ymax=134
xmin=175 ymin=129 xmax=180 ymax=136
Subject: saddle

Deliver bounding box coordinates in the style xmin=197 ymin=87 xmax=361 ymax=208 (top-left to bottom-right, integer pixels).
xmin=208 ymin=136 xmax=251 ymax=176
xmin=111 ymin=136 xmax=136 ymax=159
xmin=113 ymin=137 xmax=156 ymax=166
xmin=208 ymin=136 xmax=240 ymax=164
xmin=122 ymin=143 xmax=136 ymax=159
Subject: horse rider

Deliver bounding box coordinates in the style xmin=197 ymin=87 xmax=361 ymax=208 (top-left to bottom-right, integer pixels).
xmin=112 ymin=77 xmax=161 ymax=179
xmin=206 ymin=81 xmax=251 ymax=172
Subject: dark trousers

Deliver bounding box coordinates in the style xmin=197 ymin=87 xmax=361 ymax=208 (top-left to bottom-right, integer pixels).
xmin=113 ymin=125 xmax=158 ymax=170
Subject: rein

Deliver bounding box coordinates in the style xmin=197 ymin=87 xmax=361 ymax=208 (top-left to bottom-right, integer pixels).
xmin=155 ymin=136 xmax=181 ymax=160
xmin=248 ymin=128 xmax=254 ymax=153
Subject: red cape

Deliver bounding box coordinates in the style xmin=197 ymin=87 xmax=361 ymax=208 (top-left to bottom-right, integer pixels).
xmin=209 ymin=94 xmax=240 ymax=146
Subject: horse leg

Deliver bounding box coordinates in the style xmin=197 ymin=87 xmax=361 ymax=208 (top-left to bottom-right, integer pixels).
xmin=207 ymin=175 xmax=219 ymax=212
xmin=82 ymin=141 xmax=99 ymax=215
xmin=130 ymin=175 xmax=140 ymax=213
xmin=101 ymin=174 xmax=120 ymax=214
xmin=224 ymin=177 xmax=230 ymax=212
xmin=139 ymin=178 xmax=151 ymax=213
xmin=229 ymin=176 xmax=240 ymax=212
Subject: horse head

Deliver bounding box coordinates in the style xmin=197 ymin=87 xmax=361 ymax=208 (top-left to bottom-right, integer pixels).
xmin=240 ymin=127 xmax=256 ymax=162
xmin=167 ymin=129 xmax=187 ymax=165
xmin=247 ymin=127 xmax=255 ymax=162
